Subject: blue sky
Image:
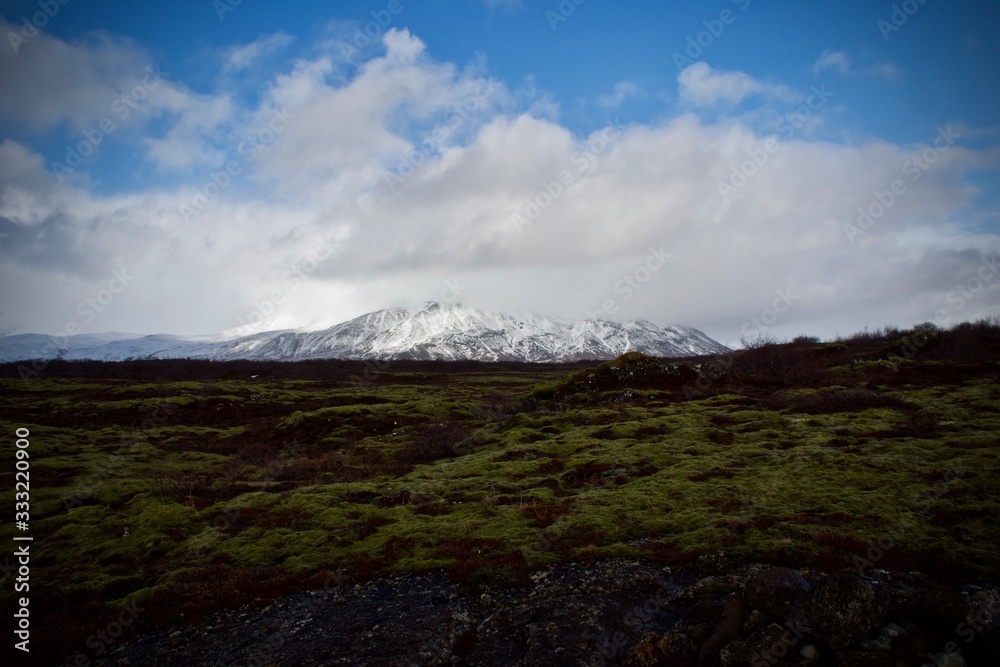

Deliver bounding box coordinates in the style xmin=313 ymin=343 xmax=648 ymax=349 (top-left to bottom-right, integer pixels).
xmin=1 ymin=0 xmax=998 ymax=343
xmin=10 ymin=1 xmax=1000 ymax=147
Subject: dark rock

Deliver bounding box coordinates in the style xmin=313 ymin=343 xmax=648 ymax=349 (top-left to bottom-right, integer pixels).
xmin=719 ymin=636 xmax=752 ymax=667
xmin=873 ymin=580 xmax=925 ymax=620
xmin=686 ymin=600 xmax=728 ymax=647
xmin=744 ymin=567 xmax=811 ymax=619
xmin=961 ymin=588 xmax=1000 ymax=655
xmin=873 ymin=573 xmax=963 ymax=630
xmin=97 ymin=561 xmax=989 ymax=667
xmin=742 ymin=608 xmax=769 ymax=636
xmin=676 ymin=575 xmax=747 ymax=604
xmin=884 ymin=620 xmax=931 ymax=662
xmin=789 ymin=574 xmax=884 ymax=650
xmin=914 ymin=582 xmax=965 ymax=625
xmin=699 ymin=597 xmax=748 ymax=666
xmin=627 ymin=631 xmax=696 ymax=667
xmin=748 ymin=623 xmax=798 ymax=667
xmin=716 ymin=622 xmax=798 ymax=667
xmin=799 ymin=643 xmax=819 ymax=662
xmin=685 ymin=599 xmax=728 ymax=626
xmin=859 ymin=627 xmax=892 ymax=653
xmin=657 ymin=631 xmax=698 ymax=666
xmin=830 ymin=649 xmax=895 ymax=666
xmin=626 ymin=636 xmax=661 ymax=666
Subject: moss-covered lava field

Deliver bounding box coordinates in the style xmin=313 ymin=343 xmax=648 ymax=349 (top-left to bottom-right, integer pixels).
xmin=1 ymin=320 xmax=999 ymax=663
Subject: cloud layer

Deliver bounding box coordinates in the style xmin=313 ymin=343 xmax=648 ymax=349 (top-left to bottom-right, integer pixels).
xmin=1 ymin=25 xmax=998 ymax=345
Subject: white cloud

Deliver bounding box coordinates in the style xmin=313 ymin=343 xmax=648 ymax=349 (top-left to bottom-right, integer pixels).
xmin=142 ymin=93 xmax=236 ymax=170
xmin=597 ymin=81 xmax=643 ymax=109
xmin=380 ymin=27 xmax=426 ymax=64
xmin=0 ymin=139 xmax=49 ymax=192
xmin=0 ymin=18 xmax=242 ymax=175
xmin=953 ymin=121 xmax=1000 ymax=139
xmin=813 ymin=50 xmax=851 ymax=75
xmin=0 ymin=21 xmax=150 ymax=132
xmin=864 ymin=61 xmax=902 ymax=81
xmin=223 ymin=32 xmax=295 ymax=73
xmin=678 ymin=62 xmax=798 ymax=107
xmin=1 ymin=28 xmax=998 ymax=343
xmin=813 ymin=49 xmax=901 ymax=81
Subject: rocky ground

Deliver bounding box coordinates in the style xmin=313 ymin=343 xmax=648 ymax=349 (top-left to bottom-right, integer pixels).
xmin=95 ymin=559 xmax=999 ymax=666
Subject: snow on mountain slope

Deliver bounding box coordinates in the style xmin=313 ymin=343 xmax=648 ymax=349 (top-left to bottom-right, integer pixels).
xmin=0 ymin=303 xmax=729 ymax=363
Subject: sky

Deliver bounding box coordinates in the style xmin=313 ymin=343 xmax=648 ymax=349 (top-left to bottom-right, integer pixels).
xmin=1 ymin=0 xmax=999 ymax=346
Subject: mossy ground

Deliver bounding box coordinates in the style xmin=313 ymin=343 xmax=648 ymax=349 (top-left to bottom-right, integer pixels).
xmin=1 ymin=321 xmax=999 ymax=662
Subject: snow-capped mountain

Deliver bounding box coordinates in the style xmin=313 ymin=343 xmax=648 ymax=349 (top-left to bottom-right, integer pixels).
xmin=0 ymin=302 xmax=728 ymax=363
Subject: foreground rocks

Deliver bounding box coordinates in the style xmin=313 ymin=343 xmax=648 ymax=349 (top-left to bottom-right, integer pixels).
xmin=93 ymin=561 xmax=999 ymax=666
xmin=628 ymin=566 xmax=999 ymax=667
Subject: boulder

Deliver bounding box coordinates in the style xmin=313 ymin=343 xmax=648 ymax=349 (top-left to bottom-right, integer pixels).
xmin=718 ymin=623 xmax=798 ymax=667
xmin=719 ymin=636 xmax=752 ymax=667
xmin=789 ymin=574 xmax=884 ymax=650
xmin=685 ymin=599 xmax=728 ymax=647
xmin=656 ymin=631 xmax=698 ymax=667
xmin=744 ymin=567 xmax=811 ymax=620
xmin=699 ymin=597 xmax=748 ymax=666
xmin=748 ymin=623 xmax=798 ymax=667
xmin=961 ymin=588 xmax=1000 ymax=655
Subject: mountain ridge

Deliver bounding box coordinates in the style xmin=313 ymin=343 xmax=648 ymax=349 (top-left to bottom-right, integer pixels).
xmin=0 ymin=302 xmax=729 ymax=363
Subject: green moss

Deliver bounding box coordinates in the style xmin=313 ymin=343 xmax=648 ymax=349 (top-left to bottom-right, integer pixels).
xmin=3 ymin=349 xmax=999 ymax=648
